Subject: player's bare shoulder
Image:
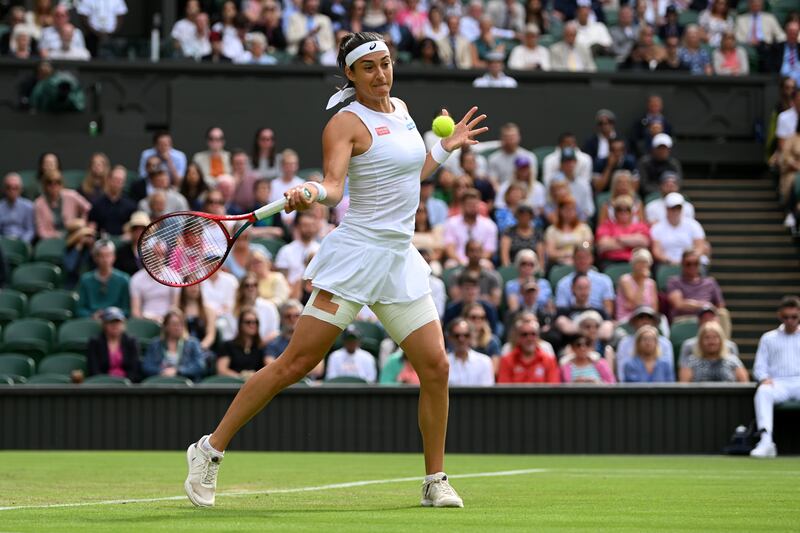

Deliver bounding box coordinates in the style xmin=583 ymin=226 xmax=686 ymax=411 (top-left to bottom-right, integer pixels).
xmin=324 ymin=108 xmax=370 ymax=155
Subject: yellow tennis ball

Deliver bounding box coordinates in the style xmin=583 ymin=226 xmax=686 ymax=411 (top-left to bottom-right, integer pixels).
xmin=432 ymin=115 xmax=455 ymax=138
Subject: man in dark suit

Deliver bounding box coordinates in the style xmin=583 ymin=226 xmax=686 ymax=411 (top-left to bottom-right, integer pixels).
xmin=373 ymin=0 xmax=415 ymax=54
xmin=583 ymin=109 xmax=617 ymax=161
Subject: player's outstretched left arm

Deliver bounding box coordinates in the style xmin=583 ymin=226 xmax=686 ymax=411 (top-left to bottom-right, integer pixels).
xmin=420 ymin=106 xmax=488 ymax=182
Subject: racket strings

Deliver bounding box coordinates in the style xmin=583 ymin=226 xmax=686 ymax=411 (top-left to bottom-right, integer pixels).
xmin=139 ymin=214 xmax=230 ymax=286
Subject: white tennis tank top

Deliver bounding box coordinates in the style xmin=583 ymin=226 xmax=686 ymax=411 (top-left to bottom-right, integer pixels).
xmin=303 ymin=97 xmax=432 ymax=305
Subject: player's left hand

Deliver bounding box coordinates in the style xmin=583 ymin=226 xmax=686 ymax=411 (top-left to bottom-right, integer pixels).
xmin=440 ymin=106 xmax=489 ymax=153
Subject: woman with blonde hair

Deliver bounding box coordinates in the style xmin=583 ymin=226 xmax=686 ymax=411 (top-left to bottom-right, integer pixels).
xmin=615 ymin=248 xmax=658 ymax=322
xmin=142 ymin=309 xmax=206 ymax=382
xmin=622 ymin=325 xmax=674 ymax=382
xmin=679 ymin=322 xmax=748 ymax=382
xmin=80 ymin=152 xmax=111 ymax=202
xmin=461 ymin=302 xmax=501 ymax=359
xmin=543 ymin=195 xmax=593 ymax=266
xmin=233 ymin=272 xmax=280 ymax=343
xmin=504 ymin=249 xmax=552 ymax=314
xmin=596 ymin=170 xmax=643 ymax=225
xmin=247 ymin=247 xmax=290 ymax=306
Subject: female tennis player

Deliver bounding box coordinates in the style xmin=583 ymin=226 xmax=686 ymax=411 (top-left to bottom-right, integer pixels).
xmin=185 ymin=31 xmax=488 ymax=509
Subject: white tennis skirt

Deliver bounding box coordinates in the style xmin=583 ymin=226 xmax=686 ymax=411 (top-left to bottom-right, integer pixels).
xmin=304 ymin=224 xmax=431 ymax=306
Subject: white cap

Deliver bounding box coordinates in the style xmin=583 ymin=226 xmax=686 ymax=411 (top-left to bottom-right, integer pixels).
xmin=576 ymin=0 xmax=591 ymax=6
xmin=664 ymin=192 xmax=684 ymax=208
xmin=652 ymin=133 xmax=673 ymax=148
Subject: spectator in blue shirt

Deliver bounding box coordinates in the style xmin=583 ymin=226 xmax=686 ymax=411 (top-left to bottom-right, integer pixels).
xmin=142 ymin=309 xmax=206 ymax=382
xmin=623 ymin=325 xmax=676 ymax=382
xmin=678 ymin=25 xmax=712 ymax=75
xmin=0 ymin=173 xmax=35 ymax=243
xmin=77 ymin=239 xmax=130 ymax=319
xmin=555 ymin=242 xmax=615 ymax=316
xmin=137 ymin=130 xmax=187 ymax=183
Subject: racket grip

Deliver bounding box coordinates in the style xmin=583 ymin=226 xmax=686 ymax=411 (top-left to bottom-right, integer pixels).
xmin=253 ymin=188 xmax=312 ymax=221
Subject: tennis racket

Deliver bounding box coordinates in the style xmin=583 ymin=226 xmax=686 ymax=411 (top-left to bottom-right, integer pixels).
xmin=138 ymin=188 xmax=311 ymax=287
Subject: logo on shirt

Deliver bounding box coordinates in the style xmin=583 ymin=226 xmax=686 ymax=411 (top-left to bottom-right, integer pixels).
xmin=406 ymin=121 xmax=416 ymax=131
xmin=375 ymin=126 xmax=391 ymax=136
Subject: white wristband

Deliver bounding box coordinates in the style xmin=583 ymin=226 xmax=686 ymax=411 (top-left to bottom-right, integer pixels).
xmin=430 ymin=140 xmax=451 ymax=165
xmin=306 ymin=181 xmax=327 ymax=202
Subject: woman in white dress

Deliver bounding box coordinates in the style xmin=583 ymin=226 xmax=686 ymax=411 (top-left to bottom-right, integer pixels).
xmin=185 ymin=31 xmax=487 ymax=509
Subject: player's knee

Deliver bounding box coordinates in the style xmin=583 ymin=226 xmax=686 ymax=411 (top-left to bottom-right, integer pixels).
xmin=280 ymin=353 xmax=319 ymax=384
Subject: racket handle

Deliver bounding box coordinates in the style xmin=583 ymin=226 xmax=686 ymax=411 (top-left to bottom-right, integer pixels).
xmin=253 ymin=188 xmax=312 ymax=221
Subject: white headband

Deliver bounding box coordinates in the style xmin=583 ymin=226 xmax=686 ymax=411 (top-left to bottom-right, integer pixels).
xmin=326 ymin=40 xmax=390 ymax=110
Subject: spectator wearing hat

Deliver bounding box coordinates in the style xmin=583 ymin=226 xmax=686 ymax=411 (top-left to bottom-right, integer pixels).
xmin=550 ymin=147 xmax=595 ymax=221
xmin=201 ymin=30 xmax=233 ymax=63
xmin=438 ymin=14 xmax=474 ymax=69
xmin=679 ymin=321 xmax=748 ymax=383
xmin=551 ymin=21 xmax=596 ymax=72
xmin=114 ymin=211 xmax=150 ymax=276
xmin=583 ymin=109 xmax=618 ymax=162
xmin=496 ymin=156 xmax=546 ymax=212
xmin=543 ymin=132 xmax=593 ymax=188
xmin=443 ymin=188 xmax=498 ymax=265
xmin=444 ymin=270 xmax=500 ymax=334
xmin=645 ymin=172 xmax=696 ymax=224
xmin=86 ymin=307 xmax=142 ymax=382
xmin=497 ymin=318 xmax=560 ymax=383
xmin=505 ymin=249 xmax=553 ymax=312
xmin=622 ymin=325 xmax=675 ymax=383
xmin=636 ymin=133 xmax=683 ymax=198
xmin=473 ymin=50 xmax=519 ymax=88
xmin=506 ymin=275 xmax=554 ymax=330
xmin=508 ymin=23 xmax=551 ymax=71
xmin=615 ymin=248 xmax=658 ymax=322
xmin=615 ymin=305 xmax=674 ymax=380
xmin=0 ymin=172 xmax=35 ymax=244
xmin=77 ymin=239 xmax=130 ymax=319
xmin=574 ymin=0 xmax=612 ymax=55
xmin=555 ymin=243 xmax=615 ymax=316
xmin=325 ymin=325 xmax=377 ymax=382
xmin=631 ymin=95 xmax=673 ymax=158
xmin=678 ymin=304 xmax=741 ymax=367
xmin=610 ymin=5 xmax=638 ymax=63
xmin=651 ymin=194 xmax=709 ymax=266
xmin=595 ymin=194 xmax=651 ymax=267
xmin=88 ymin=165 xmax=136 ymax=237
xmin=447 ymin=318 xmax=495 ymax=386
xmin=142 ymin=309 xmax=206 ymax=382
xmin=560 ymin=334 xmax=616 ymax=384
xmin=666 ymin=251 xmax=729 ymax=332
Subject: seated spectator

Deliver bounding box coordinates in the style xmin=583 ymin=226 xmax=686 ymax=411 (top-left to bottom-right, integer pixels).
xmin=524 ymin=0 xmax=551 ymax=36
xmin=775 ymin=21 xmax=799 ymax=86
xmin=269 ymin=149 xmax=304 ymax=204
xmin=497 ymin=318 xmax=560 ymax=383
xmin=616 ymin=248 xmax=658 ymax=322
xmin=560 ymin=334 xmax=616 ymax=384
xmin=487 ymin=0 xmax=525 ymax=33
xmin=713 ymin=31 xmax=749 ymax=75
xmin=630 ymin=95 xmax=673 ymax=157
xmin=496 ymin=157 xmax=546 ymax=214
xmin=446 ymin=240 xmax=502 ymax=306
xmin=645 ymin=171 xmax=696 ymax=224
xmin=506 ymin=277 xmax=554 ymax=336
xmin=137 ymin=131 xmax=186 ymax=184
xmin=8 ymin=28 xmax=41 ymax=60
xmin=750 ymin=295 xmax=800 ymax=458
xmin=63 ymin=219 xmax=95 ymax=288
xmin=248 ymin=248 xmax=290 ymax=307
xmin=597 ymin=170 xmax=644 ymax=225
xmin=413 ymin=203 xmax=445 ymax=266
xmin=129 ymin=256 xmax=179 ymax=323
xmin=251 ymin=127 xmax=282 ymax=180
xmin=265 ymin=300 xmax=323 ymax=380
xmin=76 ymin=0 xmax=127 ymax=57
xmin=173 ymin=10 xmax=211 ymax=59
xmin=443 ymin=188 xmax=498 ymax=265
xmin=734 ymin=0 xmax=785 ymax=48
xmin=379 ymin=350 xmax=420 ymax=385
xmin=542 ymin=132 xmax=593 ymax=188
xmin=171 ymin=0 xmax=202 ymax=55
xmin=222 ymin=13 xmax=249 ymax=62
xmin=114 ymin=211 xmax=149 ymax=276
xmin=444 ymin=270 xmax=499 ymax=334
xmin=679 ymin=304 xmax=740 ymax=366
xmin=286 ymin=0 xmax=335 ymax=55
xmin=89 ymin=165 xmax=136 ymax=237
xmin=136 ymin=170 xmax=189 ymax=215
xmin=619 ymin=42 xmax=652 ymax=71
xmin=39 ymin=4 xmax=86 ymax=55
xmin=544 ymin=194 xmax=594 ymax=265
xmin=574 ymin=0 xmax=611 ymax=55
xmin=77 ymin=239 xmax=130 ymax=319
xmin=610 ymin=5 xmax=638 ymax=62
xmin=178 ymin=163 xmax=209 ymax=211
xmin=274 ymin=211 xmax=321 ymax=285
xmin=622 ymin=325 xmax=675 ymax=382
xmin=233 ymin=273 xmax=280 ymax=343
xmin=462 ymin=302 xmax=502 ymax=359
xmin=699 ymin=0 xmax=733 ymax=48
xmin=595 ymin=195 xmax=651 ymax=267
xmin=420 ymin=176 xmax=449 ymax=227
xmin=658 ymin=5 xmax=684 ymax=41
xmin=505 ymin=249 xmax=553 ymax=314
xmin=447 ymin=318 xmax=495 ymax=386
xmin=177 ymin=284 xmax=217 ymax=354
xmin=550 ymin=21 xmax=596 ymax=72
xmin=142 ymin=309 xmax=206 ymax=382
xmin=583 ymin=109 xmax=618 ymax=163
xmin=488 ymin=123 xmax=537 ymax=186
xmin=252 ymin=2 xmax=288 ymax=54
xmin=419 ymin=249 xmax=446 ymax=318
xmin=656 ymin=35 xmax=690 ymax=71
xmin=78 ymin=153 xmax=110 ymax=203
xmin=0 ymin=172 xmax=35 ymax=243
xmin=636 ymin=133 xmax=683 ymax=198
xmin=202 ymin=30 xmax=233 ymax=63
xmin=508 ymin=23 xmax=551 ymax=71
xmin=679 ymin=321 xmax=748 ymax=383
xmin=411 ymin=37 xmax=441 ymax=68
xmin=494 ymin=182 xmax=527 ymax=233
xmin=228 ymin=149 xmax=261 ymax=211
xmin=86 ymin=307 xmax=141 ymax=383
xmin=193 ymin=127 xmax=232 ymax=181
xmin=651 ymin=194 xmax=709 ymax=266
xmin=550 ymin=148 xmax=595 ymax=222
xmin=679 ymin=25 xmax=712 ymax=75
xmin=239 ymin=31 xmax=278 ymax=64
xmin=473 ymin=50 xmax=519 ymax=88
xmin=216 ymin=307 xmax=270 ymax=379
xmin=500 ymin=205 xmax=544 ymax=267
xmin=775 ymin=89 xmax=800 ymax=170
xmin=555 ymin=242 xmax=615 ymax=316
xmin=470 ymin=15 xmax=506 ymax=69
xmin=35 ymin=170 xmax=91 ymax=240
xmin=554 ymin=293 xmax=614 ymax=353
xmin=201 ymin=268 xmax=239 ymax=340
xmin=325 ymin=325 xmax=377 ymax=382
xmin=666 ymin=250 xmax=728 ymax=328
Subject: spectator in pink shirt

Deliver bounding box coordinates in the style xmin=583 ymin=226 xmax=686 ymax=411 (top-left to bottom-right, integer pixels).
xmin=595 ymin=194 xmax=650 ymax=267
xmin=443 ymin=188 xmax=498 ymax=265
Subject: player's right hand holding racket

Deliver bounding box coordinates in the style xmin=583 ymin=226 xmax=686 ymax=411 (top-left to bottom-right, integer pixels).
xmin=284 ymin=184 xmax=319 ymax=213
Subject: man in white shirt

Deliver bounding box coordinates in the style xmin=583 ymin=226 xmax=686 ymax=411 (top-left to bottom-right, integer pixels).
xmin=645 ymin=172 xmax=696 ymax=224
xmin=459 ymin=0 xmax=484 ymax=42
xmin=40 ymin=5 xmax=87 ymax=55
xmin=173 ymin=10 xmax=211 ymax=59
xmin=171 ymin=0 xmax=201 ymax=48
xmin=775 ymin=89 xmax=799 ymax=154
xmin=750 ymin=296 xmax=800 ymax=458
xmin=575 ymin=0 xmax=611 ymax=55
xmin=542 ymin=132 xmax=593 ymax=188
xmin=47 ymin=24 xmax=92 ymax=60
xmin=473 ymin=51 xmax=518 ymax=89
xmin=200 ymin=268 xmax=239 ymax=340
xmin=286 ymin=0 xmax=335 ymax=54
xmin=447 ymin=318 xmax=495 ymax=386
xmin=550 ymin=147 xmax=595 ymax=220
xmin=269 ymin=149 xmax=305 ymax=203
xmin=487 ymin=123 xmax=536 ymax=185
xmin=325 ymin=325 xmax=377 ymax=382
xmin=508 ymin=23 xmax=551 ymax=71
xmin=486 ymin=0 xmax=525 ymax=34
xmin=129 ymin=268 xmax=179 ymax=323
xmin=76 ymin=0 xmax=127 ymax=56
xmin=274 ymin=212 xmax=321 ymax=284
xmin=651 ymin=193 xmax=709 ymax=265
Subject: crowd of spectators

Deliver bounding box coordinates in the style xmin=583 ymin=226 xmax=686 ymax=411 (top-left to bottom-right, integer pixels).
xmin=1 ymin=0 xmax=799 ymax=81
xmin=3 ymin=89 xmax=787 ymax=388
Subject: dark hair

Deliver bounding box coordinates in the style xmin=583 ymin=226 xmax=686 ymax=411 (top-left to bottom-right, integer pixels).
xmin=572 ymin=273 xmax=589 ymax=288
xmin=569 ymin=334 xmax=592 ymax=347
xmin=37 ymin=151 xmax=61 ymax=181
xmin=414 ymin=38 xmax=441 ymax=65
xmin=234 ymin=305 xmax=263 ymax=349
xmin=336 ymin=31 xmax=385 ymax=71
xmin=206 ymin=126 xmax=223 ymax=139
xmin=252 ymin=128 xmax=277 ymax=168
xmin=415 ymin=202 xmax=431 ymax=232
xmin=152 ymin=130 xmax=170 ymax=145
xmin=230 ymin=148 xmax=248 ymax=161
xmin=557 ymin=132 xmax=575 ymax=144
xmin=778 ymin=295 xmax=800 ymax=311
xmin=179 ymin=162 xmax=209 ymax=201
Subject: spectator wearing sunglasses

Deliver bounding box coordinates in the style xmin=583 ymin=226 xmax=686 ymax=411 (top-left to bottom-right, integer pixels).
xmin=560 ymin=334 xmax=615 ymax=384
xmin=216 ymin=307 xmax=270 ymax=380
xmin=34 ymin=169 xmax=92 ymax=240
xmin=497 ymin=318 xmax=560 ymax=383
xmin=447 ymin=318 xmax=494 ymax=386
xmin=193 ymin=126 xmax=232 ymax=181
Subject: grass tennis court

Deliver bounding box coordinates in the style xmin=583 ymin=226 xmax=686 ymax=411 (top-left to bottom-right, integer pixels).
xmin=2 ymin=452 xmax=799 ymax=532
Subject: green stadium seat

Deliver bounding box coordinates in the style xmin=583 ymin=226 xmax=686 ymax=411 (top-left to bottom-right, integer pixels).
xmin=605 ymin=8 xmax=619 ymax=26
xmin=678 ymin=10 xmax=699 ymax=25
xmin=532 ymin=146 xmax=555 ymax=176
xmin=58 ymin=318 xmax=101 ymax=352
xmin=11 ymin=262 xmax=62 ymax=294
xmin=142 ymin=375 xmax=194 ymax=385
xmin=594 ymin=56 xmax=618 ymax=73
xmin=125 ymin=169 xmax=141 ymax=195
xmin=252 ymin=237 xmax=286 ymax=258
xmin=2 ymin=319 xmax=56 ymax=359
xmin=0 ymin=354 xmax=36 ymax=380
xmin=0 ymin=237 xmax=31 ymax=268
xmin=27 ymin=373 xmax=72 ymax=384
xmin=18 ymin=169 xmax=38 ymax=199
xmin=61 ymin=169 xmax=85 ymax=190
xmin=28 ymin=290 xmax=78 ymax=323
xmin=644 ymin=192 xmax=662 ymax=205
xmin=594 ymin=191 xmax=611 ymax=212
xmin=200 ymin=375 xmax=245 ymax=385
xmin=0 ymin=289 xmax=28 ymax=323
xmin=498 ymin=265 xmax=519 ymax=284
xmin=656 ymin=264 xmax=681 ymax=291
xmin=604 ymin=263 xmax=633 ymax=288
xmin=37 ymin=353 xmax=87 ymax=376
xmin=33 ymin=238 xmax=66 ymax=265
xmin=83 ymin=374 xmax=132 ymax=386
xmin=0 ymin=374 xmax=18 ymax=385
xmin=670 ymin=319 xmax=699 ymax=360
xmin=548 ymin=264 xmax=574 ymax=288
xmin=442 ymin=266 xmax=460 ymax=289
xmin=352 ymin=321 xmax=385 ymax=344
xmin=324 ymin=376 xmax=368 ymax=384
xmin=125 ymin=318 xmax=161 ymax=344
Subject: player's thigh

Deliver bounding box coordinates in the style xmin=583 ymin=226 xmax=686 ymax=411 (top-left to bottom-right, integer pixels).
xmin=288 ymin=288 xmax=361 ymax=368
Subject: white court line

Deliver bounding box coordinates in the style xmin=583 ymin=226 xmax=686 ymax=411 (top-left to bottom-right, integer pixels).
xmin=0 ymin=468 xmax=549 ymax=512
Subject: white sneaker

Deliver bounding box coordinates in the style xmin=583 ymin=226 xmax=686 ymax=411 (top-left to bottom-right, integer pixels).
xmin=184 ymin=435 xmax=224 ymax=506
xmin=750 ymin=440 xmax=777 ymax=458
xmin=421 ymin=473 xmax=464 ymax=508
xmin=783 ymin=213 xmax=796 ymax=228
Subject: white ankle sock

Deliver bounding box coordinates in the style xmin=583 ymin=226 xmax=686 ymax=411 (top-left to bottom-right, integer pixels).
xmin=201 ymin=435 xmax=224 ymax=455
xmin=425 ymin=472 xmax=445 ymax=482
